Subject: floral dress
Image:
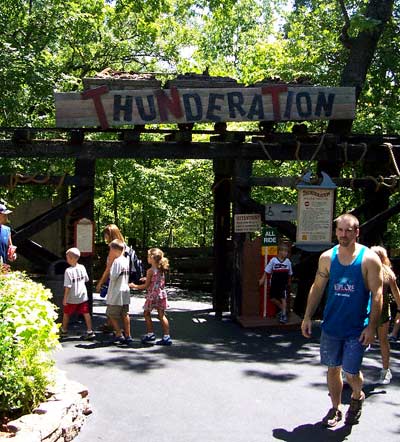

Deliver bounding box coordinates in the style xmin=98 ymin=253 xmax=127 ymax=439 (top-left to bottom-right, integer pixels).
xmin=143 ymin=267 xmax=168 ymax=311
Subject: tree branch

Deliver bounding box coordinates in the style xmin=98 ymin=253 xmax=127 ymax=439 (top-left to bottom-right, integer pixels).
xmin=338 ymin=0 xmax=352 ymax=49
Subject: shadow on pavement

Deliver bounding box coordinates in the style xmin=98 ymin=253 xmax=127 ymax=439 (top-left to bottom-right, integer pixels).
xmin=273 ymin=422 xmax=352 ymax=441
xmin=61 ymin=299 xmax=400 ymax=388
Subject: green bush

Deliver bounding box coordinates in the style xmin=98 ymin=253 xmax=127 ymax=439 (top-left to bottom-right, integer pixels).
xmin=0 ymin=269 xmax=60 ymax=419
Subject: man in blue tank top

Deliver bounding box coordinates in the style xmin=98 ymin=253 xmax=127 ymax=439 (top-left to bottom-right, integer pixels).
xmin=301 ymin=214 xmax=383 ymax=427
xmin=0 ymin=203 xmax=14 ymax=264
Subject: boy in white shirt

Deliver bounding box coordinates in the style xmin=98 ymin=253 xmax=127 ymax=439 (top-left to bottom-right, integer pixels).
xmin=106 ymin=239 xmax=133 ymax=344
xmin=259 ymin=243 xmax=293 ymax=323
xmin=60 ymin=247 xmax=95 ymax=340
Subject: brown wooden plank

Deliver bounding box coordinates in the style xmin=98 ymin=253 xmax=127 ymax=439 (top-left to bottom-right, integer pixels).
xmin=55 ymin=86 xmax=356 ymax=127
xmin=0 ymin=138 xmax=398 ymax=162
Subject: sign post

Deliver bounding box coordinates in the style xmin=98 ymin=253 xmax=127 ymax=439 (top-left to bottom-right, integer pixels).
xmin=260 ymin=226 xmax=278 ymax=317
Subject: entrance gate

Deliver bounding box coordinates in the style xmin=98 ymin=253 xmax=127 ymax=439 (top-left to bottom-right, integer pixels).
xmin=1 ymin=77 xmax=400 ymax=320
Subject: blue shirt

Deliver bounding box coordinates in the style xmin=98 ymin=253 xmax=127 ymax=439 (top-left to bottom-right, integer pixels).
xmin=322 ymin=245 xmax=371 ymax=338
xmin=0 ymin=224 xmax=11 ymax=263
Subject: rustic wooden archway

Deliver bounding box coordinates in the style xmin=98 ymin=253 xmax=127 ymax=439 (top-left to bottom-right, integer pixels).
xmin=1 ymin=125 xmax=400 ymax=318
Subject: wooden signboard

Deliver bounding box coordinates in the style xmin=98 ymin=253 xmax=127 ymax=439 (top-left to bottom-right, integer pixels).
xmin=296 ymin=172 xmax=336 ymax=251
xmin=55 ymin=85 xmax=356 ymax=129
xmin=234 ymin=213 xmax=261 ymax=233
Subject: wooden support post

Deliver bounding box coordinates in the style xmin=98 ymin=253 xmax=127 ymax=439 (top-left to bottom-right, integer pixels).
xmin=71 ymin=157 xmax=96 ymax=313
xmin=231 ymin=159 xmax=253 ymax=318
xmin=212 ymin=159 xmax=233 ymax=317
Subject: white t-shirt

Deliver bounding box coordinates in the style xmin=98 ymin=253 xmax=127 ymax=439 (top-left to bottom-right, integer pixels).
xmin=64 ymin=263 xmax=89 ymax=304
xmin=106 ymin=254 xmax=130 ymax=306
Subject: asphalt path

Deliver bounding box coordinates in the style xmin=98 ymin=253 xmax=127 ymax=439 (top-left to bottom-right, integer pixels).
xmin=54 ymin=291 xmax=400 ymax=442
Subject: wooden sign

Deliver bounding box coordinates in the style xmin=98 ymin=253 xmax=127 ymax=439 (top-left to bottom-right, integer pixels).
xmin=74 ymin=218 xmax=94 ymax=256
xmin=55 ymin=85 xmax=356 ymax=129
xmin=296 ymin=172 xmax=336 ymax=251
xmin=234 ymin=213 xmax=261 ymax=233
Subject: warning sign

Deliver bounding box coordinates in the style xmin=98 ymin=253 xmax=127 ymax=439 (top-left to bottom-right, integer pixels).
xmin=234 ymin=214 xmax=261 ymax=233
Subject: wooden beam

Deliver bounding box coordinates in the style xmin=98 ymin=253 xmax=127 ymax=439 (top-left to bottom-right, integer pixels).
xmin=245 ymin=176 xmax=397 ymax=189
xmin=360 ymin=199 xmax=400 ymax=237
xmin=0 ymin=138 xmax=399 ymax=161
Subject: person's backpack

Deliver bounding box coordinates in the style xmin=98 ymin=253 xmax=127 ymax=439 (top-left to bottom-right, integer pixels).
xmin=125 ymin=246 xmax=145 ymax=284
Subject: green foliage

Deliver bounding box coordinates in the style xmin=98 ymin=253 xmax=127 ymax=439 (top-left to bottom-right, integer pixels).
xmin=95 ymin=158 xmax=214 ymax=247
xmin=0 ymin=271 xmax=59 ymax=418
xmin=0 ymin=0 xmax=400 ymax=248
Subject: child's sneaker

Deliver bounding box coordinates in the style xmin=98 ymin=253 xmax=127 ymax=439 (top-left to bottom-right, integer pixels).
xmin=388 ymin=335 xmax=397 ymax=343
xmin=81 ymin=331 xmax=96 ymax=341
xmin=141 ymin=333 xmax=156 ymax=344
xmin=124 ymin=336 xmax=134 ymax=345
xmin=113 ymin=336 xmax=126 ymax=345
xmin=279 ymin=313 xmax=288 ymax=324
xmin=156 ymin=335 xmax=173 ymax=346
xmin=59 ymin=329 xmax=68 ymax=338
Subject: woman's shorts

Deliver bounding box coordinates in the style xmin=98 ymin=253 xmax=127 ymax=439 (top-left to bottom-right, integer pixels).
xmin=320 ymin=330 xmax=366 ymax=375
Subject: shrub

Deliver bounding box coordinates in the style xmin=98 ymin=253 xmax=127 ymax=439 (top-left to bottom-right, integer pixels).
xmin=0 ymin=269 xmax=60 ymax=419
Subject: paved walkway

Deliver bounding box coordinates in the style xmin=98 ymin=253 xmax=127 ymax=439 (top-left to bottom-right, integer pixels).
xmin=55 ymin=292 xmax=400 ymax=442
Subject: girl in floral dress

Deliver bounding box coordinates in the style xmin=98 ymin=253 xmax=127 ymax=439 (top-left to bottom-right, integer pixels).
xmin=130 ymin=248 xmax=172 ymax=345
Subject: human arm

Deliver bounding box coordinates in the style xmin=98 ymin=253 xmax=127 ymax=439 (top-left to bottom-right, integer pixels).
xmin=95 ymin=252 xmax=115 ymax=292
xmin=129 ymin=268 xmax=153 ymax=290
xmin=389 ymin=274 xmax=400 ymax=309
xmin=359 ymin=251 xmax=383 ymax=345
xmin=63 ymin=287 xmax=70 ymax=306
xmin=259 ymin=271 xmax=270 ymax=286
xmin=301 ymin=252 xmax=331 ymax=338
xmin=7 ymin=232 xmax=16 ymax=262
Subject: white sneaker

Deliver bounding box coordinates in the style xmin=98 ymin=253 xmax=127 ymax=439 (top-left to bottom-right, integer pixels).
xmin=378 ymin=369 xmax=392 ymax=385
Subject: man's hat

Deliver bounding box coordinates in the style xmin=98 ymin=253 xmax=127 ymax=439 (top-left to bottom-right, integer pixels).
xmin=0 ymin=203 xmax=12 ymax=215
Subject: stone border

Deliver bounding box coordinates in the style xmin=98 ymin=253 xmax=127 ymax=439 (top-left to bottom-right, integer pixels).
xmin=2 ymin=370 xmax=91 ymax=442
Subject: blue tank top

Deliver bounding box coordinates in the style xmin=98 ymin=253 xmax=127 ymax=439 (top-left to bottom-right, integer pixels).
xmin=0 ymin=224 xmax=10 ymax=263
xmin=322 ymin=245 xmax=371 ymax=338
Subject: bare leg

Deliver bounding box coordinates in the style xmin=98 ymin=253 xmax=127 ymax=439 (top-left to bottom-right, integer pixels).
xmin=108 ymin=317 xmax=123 ymax=337
xmin=327 ymin=366 xmax=343 ymax=409
xmin=62 ymin=313 xmax=70 ymax=332
xmin=346 ymin=371 xmax=364 ymax=400
xmin=378 ymin=322 xmax=390 ymax=370
xmin=83 ymin=313 xmax=93 ymax=332
xmin=271 ymin=298 xmax=283 ymax=311
xmin=390 ymin=313 xmax=400 ymax=338
xmin=157 ymin=309 xmax=170 ymax=335
xmin=281 ymin=297 xmax=287 ymax=314
xmin=144 ymin=310 xmax=154 ymax=334
xmin=122 ymin=313 xmax=131 ymax=337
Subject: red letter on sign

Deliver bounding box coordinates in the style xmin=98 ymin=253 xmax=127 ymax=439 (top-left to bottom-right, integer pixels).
xmin=155 ymin=86 xmax=183 ymax=121
xmin=261 ymin=85 xmax=288 ymax=121
xmin=81 ymin=85 xmax=110 ymax=129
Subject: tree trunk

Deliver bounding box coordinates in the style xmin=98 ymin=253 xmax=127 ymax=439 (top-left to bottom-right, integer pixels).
xmin=327 ymin=0 xmax=394 ymax=135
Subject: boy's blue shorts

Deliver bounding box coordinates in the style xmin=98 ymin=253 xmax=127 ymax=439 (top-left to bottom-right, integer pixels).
xmin=320 ymin=331 xmax=366 ymax=375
